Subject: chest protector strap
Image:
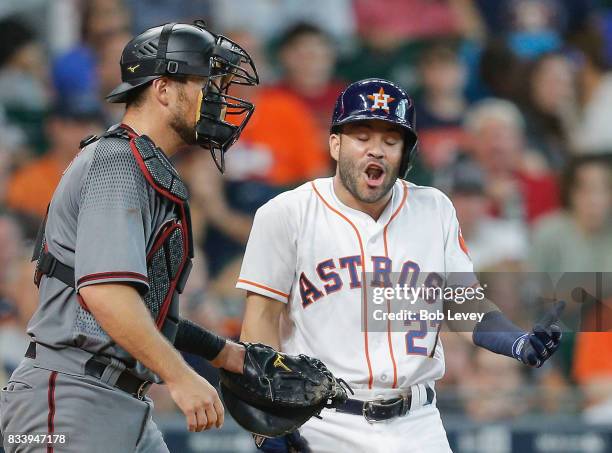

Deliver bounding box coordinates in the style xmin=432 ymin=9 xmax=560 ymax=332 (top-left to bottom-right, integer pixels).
xmin=32 ymin=206 xmax=76 ymax=288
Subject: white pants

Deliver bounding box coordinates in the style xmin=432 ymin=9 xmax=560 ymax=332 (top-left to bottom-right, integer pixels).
xmin=300 ymin=405 xmax=452 ymax=453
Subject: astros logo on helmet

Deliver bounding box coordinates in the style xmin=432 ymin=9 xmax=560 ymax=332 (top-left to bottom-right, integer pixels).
xmin=368 ymin=87 xmax=395 ymax=112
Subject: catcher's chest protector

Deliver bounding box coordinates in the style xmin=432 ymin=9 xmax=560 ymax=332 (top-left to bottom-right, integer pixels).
xmin=128 ymin=132 xmax=194 ymax=340
xmin=32 ymin=126 xmax=194 ymax=344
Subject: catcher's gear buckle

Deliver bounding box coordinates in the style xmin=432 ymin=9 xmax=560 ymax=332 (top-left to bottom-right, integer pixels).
xmin=136 ymin=381 xmax=151 ymax=400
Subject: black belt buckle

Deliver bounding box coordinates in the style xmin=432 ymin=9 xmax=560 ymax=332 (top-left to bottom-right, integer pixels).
xmin=86 ymin=357 xmax=150 ymax=400
xmin=363 ymin=398 xmax=388 ymax=424
xmin=362 ymin=399 xmax=379 ymax=424
xmin=362 ymin=396 xmax=407 ymax=423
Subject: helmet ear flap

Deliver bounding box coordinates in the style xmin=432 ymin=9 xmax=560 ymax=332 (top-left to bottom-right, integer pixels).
xmin=400 ymin=129 xmax=418 ymax=179
xmin=401 ymin=144 xmax=417 ymax=179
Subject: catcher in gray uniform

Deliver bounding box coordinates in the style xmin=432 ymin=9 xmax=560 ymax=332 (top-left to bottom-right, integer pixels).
xmin=0 ymin=20 xmax=259 ymax=453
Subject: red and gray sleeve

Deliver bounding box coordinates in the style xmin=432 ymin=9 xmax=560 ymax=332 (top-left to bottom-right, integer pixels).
xmin=74 ymin=139 xmax=150 ymax=294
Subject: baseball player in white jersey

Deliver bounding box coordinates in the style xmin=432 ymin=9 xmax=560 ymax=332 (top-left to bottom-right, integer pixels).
xmin=236 ymin=78 xmax=564 ymax=453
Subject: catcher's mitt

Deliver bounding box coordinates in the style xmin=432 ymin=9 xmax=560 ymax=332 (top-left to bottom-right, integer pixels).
xmin=218 ymin=343 xmax=352 ymax=437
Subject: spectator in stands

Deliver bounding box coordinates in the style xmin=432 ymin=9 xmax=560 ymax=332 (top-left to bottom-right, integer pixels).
xmin=573 ymin=330 xmax=612 ymax=424
xmin=464 ymin=98 xmax=560 ymax=223
xmin=415 ymin=42 xmax=470 ymax=181
xmin=124 ymin=0 xmax=212 ymax=35
xmin=339 ymin=0 xmax=484 ymax=92
xmin=337 ymin=34 xmax=423 ymax=96
xmin=530 ymin=154 xmax=612 ymax=272
xmin=506 ymin=0 xmax=563 ymax=59
xmin=0 ymin=16 xmax=48 ymax=112
xmin=211 ymin=0 xmax=355 ymax=45
xmin=528 ymin=156 xmax=611 ymax=418
xmin=353 ymin=0 xmax=485 ymax=42
xmin=0 ymin=16 xmax=49 ymax=153
xmin=570 ymin=29 xmax=612 ymax=154
xmin=445 ymin=159 xmax=528 ymax=270
xmin=0 ymin=105 xmax=26 ymax=154
xmin=273 ymin=22 xmax=345 ymax=139
xmin=0 ymin=214 xmax=36 ymax=380
xmin=478 ymin=39 xmax=525 ymax=100
xmin=520 ymin=52 xmax=577 ymax=170
xmin=81 ymin=0 xmax=131 ymax=48
xmin=222 ymin=30 xmax=331 ymax=187
xmin=6 ymin=99 xmax=104 ymax=221
xmin=52 ymin=0 xmax=131 ymax=127
xmin=475 ymin=0 xmax=592 ymax=38
xmin=460 ymin=347 xmax=528 ymax=421
xmin=95 ymin=28 xmax=133 ymax=124
xmin=0 ymin=106 xmax=27 ymax=206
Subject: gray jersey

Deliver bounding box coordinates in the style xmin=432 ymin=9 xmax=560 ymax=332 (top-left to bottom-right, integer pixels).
xmin=27 ymin=125 xmax=188 ymax=382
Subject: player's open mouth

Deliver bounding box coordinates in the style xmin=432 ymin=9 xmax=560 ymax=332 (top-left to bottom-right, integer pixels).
xmin=364 ymin=163 xmax=385 ymax=188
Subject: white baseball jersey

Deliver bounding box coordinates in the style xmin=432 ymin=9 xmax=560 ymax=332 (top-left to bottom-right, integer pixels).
xmin=237 ymin=177 xmax=476 ymax=393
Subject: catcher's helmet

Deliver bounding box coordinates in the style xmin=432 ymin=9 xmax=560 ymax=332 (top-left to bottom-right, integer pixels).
xmin=330 ymin=78 xmax=418 ymax=178
xmin=107 ymin=20 xmax=259 ymax=172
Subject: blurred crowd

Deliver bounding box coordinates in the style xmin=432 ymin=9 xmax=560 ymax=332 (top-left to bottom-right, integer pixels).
xmin=0 ymin=0 xmax=611 ymax=425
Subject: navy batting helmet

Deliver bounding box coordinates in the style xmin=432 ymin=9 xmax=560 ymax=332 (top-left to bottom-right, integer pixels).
xmin=330 ymin=78 xmax=418 ymax=178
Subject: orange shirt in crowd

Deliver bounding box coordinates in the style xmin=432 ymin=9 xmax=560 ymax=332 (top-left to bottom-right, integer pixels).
xmin=273 ymin=81 xmax=346 ymax=139
xmin=229 ymin=87 xmax=331 ymax=186
xmin=6 ymin=155 xmax=65 ymax=218
xmin=573 ymin=303 xmax=612 ymax=383
xmin=573 ymin=333 xmax=612 ymax=383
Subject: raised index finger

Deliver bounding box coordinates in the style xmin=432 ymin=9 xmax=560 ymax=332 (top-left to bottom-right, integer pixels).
xmin=536 ymin=300 xmax=566 ymax=330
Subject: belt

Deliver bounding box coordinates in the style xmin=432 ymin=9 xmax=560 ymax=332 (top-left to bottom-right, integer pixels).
xmin=25 ymin=342 xmax=151 ymax=400
xmin=336 ymin=385 xmax=435 ymax=422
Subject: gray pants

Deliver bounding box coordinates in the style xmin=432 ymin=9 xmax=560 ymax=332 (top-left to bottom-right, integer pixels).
xmin=0 ymin=359 xmax=169 ymax=453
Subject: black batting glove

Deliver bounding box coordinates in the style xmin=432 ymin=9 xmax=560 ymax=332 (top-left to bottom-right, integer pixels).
xmin=512 ymin=301 xmax=564 ymax=368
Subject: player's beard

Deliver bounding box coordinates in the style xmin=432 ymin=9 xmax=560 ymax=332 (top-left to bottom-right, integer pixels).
xmin=170 ymin=85 xmax=198 ymax=146
xmin=338 ymin=150 xmax=398 ymax=204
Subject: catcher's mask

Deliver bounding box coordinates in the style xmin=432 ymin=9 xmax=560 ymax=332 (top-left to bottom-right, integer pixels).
xmin=106 ymin=20 xmax=259 ymax=173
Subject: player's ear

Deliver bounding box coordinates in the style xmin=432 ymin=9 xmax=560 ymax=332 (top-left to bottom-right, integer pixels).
xmin=329 ymin=133 xmax=341 ymax=162
xmin=151 ymin=77 xmax=171 ymax=107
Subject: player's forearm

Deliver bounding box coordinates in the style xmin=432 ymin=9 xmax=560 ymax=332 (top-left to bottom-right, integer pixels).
xmin=175 ymin=318 xmax=226 ymax=360
xmin=174 ymin=318 xmax=245 ymax=373
xmin=240 ymin=293 xmax=284 ymax=350
xmin=240 ymin=318 xmax=281 ymax=350
xmin=452 ymin=295 xmax=564 ymax=367
xmin=445 ymin=297 xmax=501 ymax=342
xmin=80 ymin=283 xmax=192 ymax=384
xmin=471 ymin=309 xmax=526 ymax=358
